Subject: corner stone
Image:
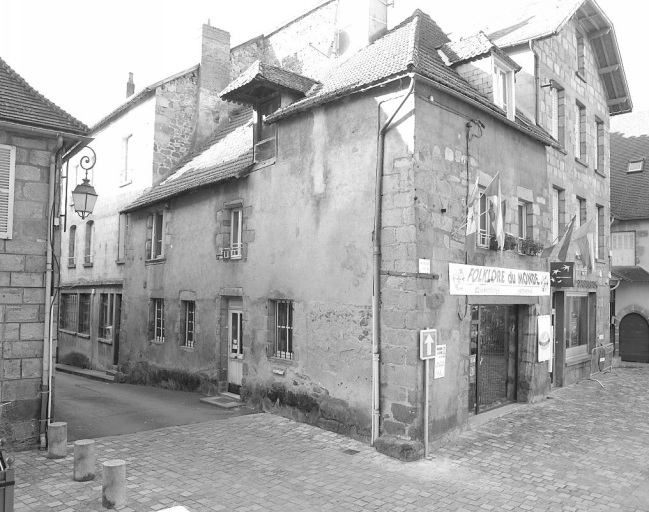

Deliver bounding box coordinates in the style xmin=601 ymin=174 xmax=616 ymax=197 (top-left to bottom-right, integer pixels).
xmin=374 ymin=435 xmax=423 ymax=462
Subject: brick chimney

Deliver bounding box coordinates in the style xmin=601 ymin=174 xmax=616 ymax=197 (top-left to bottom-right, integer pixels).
xmin=195 ymin=24 xmax=231 ymax=147
xmin=336 ymin=0 xmax=388 ymax=58
xmin=126 ymin=72 xmax=135 ymax=98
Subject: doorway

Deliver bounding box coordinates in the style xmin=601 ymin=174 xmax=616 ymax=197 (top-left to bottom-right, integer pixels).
xmin=619 ymin=313 xmax=649 ymax=363
xmin=227 ymin=301 xmax=243 ymax=394
xmin=469 ymin=305 xmax=518 ymax=414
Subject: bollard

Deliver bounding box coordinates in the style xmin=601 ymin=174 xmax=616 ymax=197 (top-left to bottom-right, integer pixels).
xmin=73 ymin=439 xmax=95 ymax=482
xmin=47 ymin=422 xmax=67 ymax=459
xmin=102 ymin=459 xmax=126 ymax=509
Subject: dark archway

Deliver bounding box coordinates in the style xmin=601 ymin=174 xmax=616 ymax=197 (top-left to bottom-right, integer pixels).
xmin=620 ymin=313 xmax=649 ymax=363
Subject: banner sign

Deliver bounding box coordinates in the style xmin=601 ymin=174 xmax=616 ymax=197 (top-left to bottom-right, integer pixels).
xmin=537 ymin=315 xmax=553 ymax=363
xmin=449 ymin=263 xmax=551 ymax=296
xmin=550 ymin=262 xmax=574 ymax=288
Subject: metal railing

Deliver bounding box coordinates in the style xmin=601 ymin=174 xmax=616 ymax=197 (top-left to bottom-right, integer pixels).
xmin=580 ymin=342 xmax=618 ymax=387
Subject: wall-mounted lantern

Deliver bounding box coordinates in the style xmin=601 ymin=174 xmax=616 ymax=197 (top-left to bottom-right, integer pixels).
xmin=71 ymin=147 xmax=98 ymax=219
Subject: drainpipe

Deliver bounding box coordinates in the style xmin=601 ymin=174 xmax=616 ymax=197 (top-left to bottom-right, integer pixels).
xmin=40 ymin=136 xmax=64 ymax=450
xmin=372 ymin=75 xmax=415 ymax=445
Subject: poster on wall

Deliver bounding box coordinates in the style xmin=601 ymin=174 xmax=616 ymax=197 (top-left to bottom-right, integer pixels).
xmin=449 ymin=263 xmax=551 ymax=296
xmin=538 ymin=315 xmax=553 ymax=363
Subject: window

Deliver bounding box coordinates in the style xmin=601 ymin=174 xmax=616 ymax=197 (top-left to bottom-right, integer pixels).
xmin=270 ymin=300 xmax=293 ymax=359
xmin=612 ymin=231 xmax=635 ymax=266
xmin=78 ymin=293 xmax=91 ymax=335
xmin=576 ymin=33 xmax=586 ymax=78
xmin=575 ymin=102 xmax=586 ymax=162
xmin=551 ymin=187 xmax=565 ymax=243
xmin=147 ymin=212 xmax=164 ymax=260
xmin=596 ymin=205 xmax=605 ymax=260
xmin=120 ymin=135 xmax=132 ymax=185
xmin=550 ymin=87 xmax=559 ymax=140
xmin=99 ymin=293 xmax=114 ymax=340
xmin=548 ymin=84 xmax=565 ymax=146
xmin=0 ymin=144 xmax=16 ymax=239
xmin=230 ymin=208 xmax=242 ymax=258
xmin=627 ymin=160 xmax=644 ymax=173
xmin=577 ymin=197 xmax=587 ymax=228
xmin=84 ymin=221 xmax=93 ymax=265
xmin=151 ymin=299 xmax=165 ymax=342
xmin=493 ymin=62 xmax=515 ymax=121
xmin=517 ymin=201 xmax=532 ymax=248
xmin=566 ymin=294 xmax=591 ymax=358
xmin=182 ymin=301 xmax=196 ymax=348
xmin=117 ymin=213 xmax=128 ymax=262
xmin=595 ymin=119 xmax=605 ymax=174
xmin=68 ymin=225 xmax=77 ymax=266
xmin=478 ymin=188 xmax=491 ymax=247
xmin=60 ymin=294 xmax=79 ymax=332
xmin=254 ymin=96 xmax=280 ymax=162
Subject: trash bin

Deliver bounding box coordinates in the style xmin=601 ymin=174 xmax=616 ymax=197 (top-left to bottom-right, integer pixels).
xmin=0 ymin=442 xmax=14 ymax=512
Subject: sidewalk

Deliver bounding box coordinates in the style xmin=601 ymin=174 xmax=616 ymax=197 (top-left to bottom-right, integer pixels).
xmin=12 ymin=366 xmax=649 ymax=511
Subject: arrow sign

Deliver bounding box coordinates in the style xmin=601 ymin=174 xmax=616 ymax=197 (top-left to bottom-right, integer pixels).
xmin=419 ymin=329 xmax=437 ymax=360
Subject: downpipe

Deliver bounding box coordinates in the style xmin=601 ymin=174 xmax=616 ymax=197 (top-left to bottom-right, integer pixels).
xmin=371 ymin=75 xmax=415 ymax=445
xmin=40 ymin=136 xmax=64 ymax=450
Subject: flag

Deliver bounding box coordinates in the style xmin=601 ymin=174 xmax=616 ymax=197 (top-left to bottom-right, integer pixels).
xmin=465 ymin=175 xmax=480 ymax=257
xmin=573 ymin=219 xmax=594 ymax=270
xmin=542 ymin=216 xmax=576 ymax=260
xmin=484 ymin=173 xmax=504 ymax=251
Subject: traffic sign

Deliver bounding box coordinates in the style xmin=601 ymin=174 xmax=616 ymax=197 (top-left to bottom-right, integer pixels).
xmin=419 ymin=329 xmax=437 ymax=360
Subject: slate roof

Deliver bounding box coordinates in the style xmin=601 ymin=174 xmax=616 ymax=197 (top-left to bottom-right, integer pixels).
xmin=611 ymin=266 xmax=649 ymax=283
xmin=441 ymin=32 xmax=521 ymax=71
xmin=122 ymin=108 xmax=254 ymax=213
xmin=482 ymin=0 xmax=631 ymax=115
xmin=0 ymin=56 xmax=88 ymax=135
xmin=610 ymin=111 xmax=649 ymax=221
xmin=266 ymin=10 xmax=557 ymax=149
xmin=220 ymin=61 xmax=320 ymax=104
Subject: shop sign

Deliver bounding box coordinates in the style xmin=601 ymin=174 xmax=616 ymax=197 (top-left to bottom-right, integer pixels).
xmin=449 ymin=263 xmax=550 ymax=296
xmin=537 ymin=315 xmax=553 ymax=363
xmin=576 ymin=279 xmax=598 ymax=290
xmin=550 ymin=262 xmax=574 ymax=288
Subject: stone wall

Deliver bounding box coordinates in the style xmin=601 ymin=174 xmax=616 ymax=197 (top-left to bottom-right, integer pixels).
xmin=0 ymin=129 xmax=59 ymax=448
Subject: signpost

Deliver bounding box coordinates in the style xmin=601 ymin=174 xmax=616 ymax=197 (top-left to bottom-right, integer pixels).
xmin=419 ymin=329 xmax=439 ymax=459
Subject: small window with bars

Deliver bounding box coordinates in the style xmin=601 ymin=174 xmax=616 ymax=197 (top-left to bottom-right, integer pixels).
xmin=269 ymin=300 xmax=293 ymax=359
xmin=78 ymin=293 xmax=91 ymax=335
xmin=150 ymin=298 xmax=165 ymax=343
xmin=60 ymin=294 xmax=79 ymax=332
xmin=182 ymin=300 xmax=196 ymax=348
xmin=230 ymin=208 xmax=242 ymax=259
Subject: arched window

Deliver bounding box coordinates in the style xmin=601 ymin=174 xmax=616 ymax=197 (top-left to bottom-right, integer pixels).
xmin=68 ymin=226 xmax=77 ymax=266
xmin=84 ymin=221 xmax=93 ymax=265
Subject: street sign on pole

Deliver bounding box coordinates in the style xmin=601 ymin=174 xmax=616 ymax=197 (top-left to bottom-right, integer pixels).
xmin=419 ymin=329 xmax=437 ymax=360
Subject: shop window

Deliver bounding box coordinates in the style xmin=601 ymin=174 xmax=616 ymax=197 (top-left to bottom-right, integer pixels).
xmin=254 ymin=96 xmax=280 ymax=163
xmin=99 ymin=293 xmax=114 ymax=341
xmin=181 ymin=300 xmax=196 ymax=348
xmin=78 ymin=293 xmax=91 ymax=335
xmin=612 ymin=231 xmax=635 ymax=266
xmin=269 ymin=299 xmax=293 ymax=359
xmin=566 ymin=294 xmax=592 ymax=358
xmin=146 ymin=211 xmax=164 ymax=260
xmin=84 ymin=221 xmax=94 ymax=266
xmin=68 ymin=225 xmax=77 ymax=266
xmin=60 ymin=294 xmax=79 ymax=332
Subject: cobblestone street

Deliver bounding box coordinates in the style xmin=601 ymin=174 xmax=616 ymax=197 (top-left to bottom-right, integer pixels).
xmin=12 ymin=366 xmax=649 ymax=511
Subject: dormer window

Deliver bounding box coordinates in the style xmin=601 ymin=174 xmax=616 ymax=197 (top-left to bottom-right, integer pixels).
xmin=254 ymin=95 xmax=280 ymax=163
xmin=627 ymin=160 xmax=644 ymax=173
xmin=493 ymin=58 xmax=515 ymax=121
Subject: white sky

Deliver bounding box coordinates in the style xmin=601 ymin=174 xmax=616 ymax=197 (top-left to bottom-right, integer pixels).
xmin=1 ymin=0 xmax=645 ymax=126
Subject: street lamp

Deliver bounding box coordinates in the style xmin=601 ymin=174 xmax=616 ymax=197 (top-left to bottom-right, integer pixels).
xmin=71 ymin=147 xmax=98 ymax=219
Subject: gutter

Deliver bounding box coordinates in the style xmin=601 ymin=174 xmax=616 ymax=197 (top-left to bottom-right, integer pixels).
xmin=371 ymin=75 xmax=415 ymax=445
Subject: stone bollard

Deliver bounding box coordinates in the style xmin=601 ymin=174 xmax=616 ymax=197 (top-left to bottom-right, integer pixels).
xmin=73 ymin=439 xmax=96 ymax=481
xmin=47 ymin=422 xmax=67 ymax=459
xmin=102 ymin=459 xmax=126 ymax=509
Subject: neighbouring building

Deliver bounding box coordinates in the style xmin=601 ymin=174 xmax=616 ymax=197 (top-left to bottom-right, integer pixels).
xmin=610 ymin=111 xmax=649 ymax=363
xmin=0 ymin=56 xmax=89 ymax=448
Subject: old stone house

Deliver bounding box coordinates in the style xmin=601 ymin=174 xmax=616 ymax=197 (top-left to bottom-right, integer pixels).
xmin=0 ymin=56 xmax=89 ymax=448
xmin=609 ymin=111 xmax=649 ymax=363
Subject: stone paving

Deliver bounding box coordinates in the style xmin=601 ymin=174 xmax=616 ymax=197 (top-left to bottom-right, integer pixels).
xmin=11 ymin=366 xmax=649 ymax=511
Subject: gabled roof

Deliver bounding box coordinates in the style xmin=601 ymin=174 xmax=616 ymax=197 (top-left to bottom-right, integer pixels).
xmin=441 ymin=32 xmax=521 ymax=71
xmin=610 ymin=111 xmax=649 ymax=221
xmin=92 ymin=65 xmax=199 ymax=133
xmin=483 ymin=0 xmax=631 ymax=115
xmin=0 ymin=56 xmax=88 ymax=135
xmin=265 ymin=10 xmax=557 ymax=149
xmin=611 ymin=266 xmax=649 ymax=283
xmin=220 ymin=61 xmax=319 ymax=104
xmin=122 ymin=108 xmax=254 ymax=213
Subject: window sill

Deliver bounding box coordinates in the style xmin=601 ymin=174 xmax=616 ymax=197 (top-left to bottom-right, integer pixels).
xmin=594 ymin=168 xmax=607 ymax=178
xmin=149 ymin=339 xmax=165 ymax=345
xmin=59 ymin=329 xmax=77 ymax=336
xmin=98 ymin=337 xmax=113 ymax=345
xmin=83 ymin=262 xmax=93 ymax=268
xmin=574 ymin=157 xmax=588 ymax=168
xmin=145 ymin=257 xmax=166 ymax=266
xmin=115 ymin=259 xmax=126 ymax=265
xmin=119 ymin=179 xmax=133 ymax=188
xmin=180 ymin=346 xmax=195 ymax=352
xmin=251 ymin=157 xmax=276 ymax=172
xmin=67 ymin=264 xmax=77 ymax=269
xmin=566 ymin=353 xmax=590 ymax=366
xmin=267 ymin=355 xmax=297 ymax=365
xmin=78 ymin=333 xmax=90 ymax=339
xmin=575 ymin=70 xmax=586 ymax=83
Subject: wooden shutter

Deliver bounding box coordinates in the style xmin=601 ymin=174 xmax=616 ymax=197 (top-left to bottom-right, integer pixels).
xmin=0 ymin=144 xmax=16 ymax=239
xmin=145 ymin=213 xmax=153 ymax=259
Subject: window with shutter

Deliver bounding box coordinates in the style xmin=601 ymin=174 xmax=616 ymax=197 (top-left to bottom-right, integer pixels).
xmin=0 ymin=144 xmax=16 ymax=239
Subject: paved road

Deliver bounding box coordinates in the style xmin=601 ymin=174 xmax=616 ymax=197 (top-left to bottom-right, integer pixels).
xmin=12 ymin=366 xmax=649 ymax=511
xmin=54 ymin=371 xmax=256 ymax=441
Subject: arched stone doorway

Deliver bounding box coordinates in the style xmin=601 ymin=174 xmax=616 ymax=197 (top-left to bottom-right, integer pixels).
xmin=619 ymin=313 xmax=649 ymax=363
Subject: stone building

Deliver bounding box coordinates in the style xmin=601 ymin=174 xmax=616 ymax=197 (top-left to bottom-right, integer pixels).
xmin=0 ymin=56 xmax=89 ymax=447
xmin=609 ymin=111 xmax=649 ymax=363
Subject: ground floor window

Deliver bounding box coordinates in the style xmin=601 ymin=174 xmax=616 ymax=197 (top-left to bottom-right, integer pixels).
xmin=150 ymin=298 xmax=165 ymax=342
xmin=99 ymin=293 xmax=114 ymax=340
xmin=269 ymin=299 xmax=293 ymax=359
xmin=182 ymin=300 xmax=195 ymax=348
xmin=78 ymin=293 xmax=91 ymax=335
xmin=60 ymin=294 xmax=79 ymax=331
xmin=566 ymin=293 xmax=590 ymax=358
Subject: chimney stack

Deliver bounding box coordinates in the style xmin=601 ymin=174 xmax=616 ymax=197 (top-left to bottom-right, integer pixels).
xmin=126 ymin=72 xmax=135 ymax=98
xmin=195 ymin=24 xmax=231 ymax=147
